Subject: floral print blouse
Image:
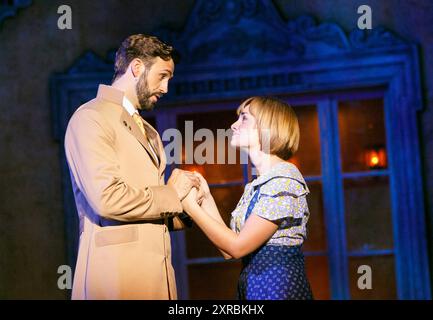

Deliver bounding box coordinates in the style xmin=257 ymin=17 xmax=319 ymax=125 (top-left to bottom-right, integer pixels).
xmin=230 ymin=162 xmax=310 ymax=246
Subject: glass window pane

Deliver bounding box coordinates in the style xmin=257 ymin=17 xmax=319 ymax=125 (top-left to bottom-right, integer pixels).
xmin=349 ymin=255 xmax=397 ymax=299
xmin=290 ymin=105 xmax=321 ymax=176
xmin=177 ymin=110 xmax=243 ymax=184
xmin=305 ymin=255 xmax=330 ymax=300
xmin=303 ymin=181 xmax=327 ymax=252
xmin=186 ymin=185 xmax=244 ymax=259
xmin=338 ymin=99 xmax=387 ymax=172
xmin=344 ymin=176 xmax=394 ymax=251
xmin=188 ymin=261 xmax=242 ymax=299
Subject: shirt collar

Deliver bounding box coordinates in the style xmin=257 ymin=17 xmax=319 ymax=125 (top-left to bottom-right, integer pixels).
xmin=250 ymin=161 xmax=309 ymax=191
xmin=122 ymin=96 xmax=138 ymax=116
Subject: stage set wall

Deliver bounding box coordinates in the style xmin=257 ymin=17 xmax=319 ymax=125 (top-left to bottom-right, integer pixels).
xmin=0 ymin=0 xmax=432 ymax=299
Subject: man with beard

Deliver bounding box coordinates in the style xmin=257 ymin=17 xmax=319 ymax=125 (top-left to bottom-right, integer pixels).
xmin=64 ymin=34 xmax=200 ymax=299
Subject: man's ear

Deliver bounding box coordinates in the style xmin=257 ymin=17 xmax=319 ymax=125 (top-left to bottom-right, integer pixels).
xmin=130 ymin=58 xmax=143 ymax=78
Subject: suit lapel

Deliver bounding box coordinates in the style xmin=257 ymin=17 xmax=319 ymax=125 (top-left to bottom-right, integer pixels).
xmin=96 ymin=84 xmax=161 ymax=169
xmin=155 ymin=134 xmax=166 ymax=178
xmin=141 ymin=118 xmax=167 ymax=177
xmin=119 ymin=110 xmax=160 ymax=168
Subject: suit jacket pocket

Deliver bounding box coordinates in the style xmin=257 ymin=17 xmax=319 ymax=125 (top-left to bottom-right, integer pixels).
xmin=94 ymin=226 xmax=139 ymax=247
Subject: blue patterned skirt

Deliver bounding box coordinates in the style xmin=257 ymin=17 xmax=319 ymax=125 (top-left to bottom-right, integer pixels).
xmin=237 ymin=245 xmax=313 ymax=300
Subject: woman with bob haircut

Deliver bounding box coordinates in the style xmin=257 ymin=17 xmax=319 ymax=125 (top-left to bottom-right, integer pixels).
xmin=182 ymin=96 xmax=313 ymax=300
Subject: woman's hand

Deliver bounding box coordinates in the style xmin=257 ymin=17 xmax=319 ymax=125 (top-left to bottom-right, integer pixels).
xmin=193 ymin=172 xmax=211 ymax=198
xmin=181 ymin=186 xmax=200 ymax=215
xmin=193 ymin=172 xmax=221 ymax=217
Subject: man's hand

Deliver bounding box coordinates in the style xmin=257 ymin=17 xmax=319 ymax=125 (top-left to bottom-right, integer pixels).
xmin=167 ymin=168 xmax=200 ymax=201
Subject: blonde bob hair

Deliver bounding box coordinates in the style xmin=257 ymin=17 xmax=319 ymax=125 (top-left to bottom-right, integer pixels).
xmin=237 ymin=96 xmax=300 ymax=160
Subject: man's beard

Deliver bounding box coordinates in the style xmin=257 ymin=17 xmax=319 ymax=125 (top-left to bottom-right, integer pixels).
xmin=135 ymin=72 xmax=159 ymax=111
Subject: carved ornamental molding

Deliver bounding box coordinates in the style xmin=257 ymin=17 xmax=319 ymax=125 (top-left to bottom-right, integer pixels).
xmin=63 ymin=0 xmax=410 ymax=103
xmin=0 ymin=0 xmax=32 ymax=27
xmin=155 ymin=0 xmax=407 ymax=64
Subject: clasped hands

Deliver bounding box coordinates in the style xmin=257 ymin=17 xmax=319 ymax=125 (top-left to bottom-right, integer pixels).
xmin=167 ymin=168 xmax=210 ymax=214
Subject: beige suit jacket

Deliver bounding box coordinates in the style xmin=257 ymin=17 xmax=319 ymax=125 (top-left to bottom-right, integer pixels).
xmin=64 ymin=84 xmax=185 ymax=299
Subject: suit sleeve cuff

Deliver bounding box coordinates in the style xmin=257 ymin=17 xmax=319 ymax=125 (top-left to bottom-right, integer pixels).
xmin=148 ymin=185 xmax=183 ymax=218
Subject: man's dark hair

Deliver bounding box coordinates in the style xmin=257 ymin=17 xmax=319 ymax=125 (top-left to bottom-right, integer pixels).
xmin=112 ymin=34 xmax=174 ymax=83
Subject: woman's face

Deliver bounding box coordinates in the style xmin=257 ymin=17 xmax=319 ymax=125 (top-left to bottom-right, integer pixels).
xmin=230 ymin=105 xmax=260 ymax=150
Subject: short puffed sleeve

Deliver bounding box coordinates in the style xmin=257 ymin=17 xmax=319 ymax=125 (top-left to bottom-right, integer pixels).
xmin=252 ymin=177 xmax=309 ymax=222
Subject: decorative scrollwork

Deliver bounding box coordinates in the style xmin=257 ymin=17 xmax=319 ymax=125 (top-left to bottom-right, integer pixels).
xmin=0 ymin=0 xmax=32 ymax=27
xmin=154 ymin=0 xmax=407 ymax=66
xmin=349 ymin=26 xmax=406 ymax=49
xmin=67 ymin=51 xmax=113 ymax=74
xmin=69 ymin=0 xmax=409 ymax=73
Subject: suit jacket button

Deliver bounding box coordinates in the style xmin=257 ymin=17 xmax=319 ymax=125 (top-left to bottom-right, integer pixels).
xmin=123 ymin=121 xmax=127 ymax=126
